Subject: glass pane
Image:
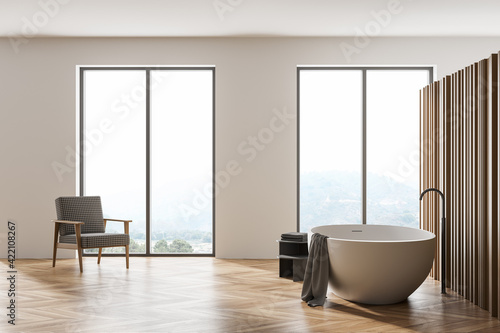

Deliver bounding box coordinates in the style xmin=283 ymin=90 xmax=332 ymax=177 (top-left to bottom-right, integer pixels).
xmin=366 ymin=70 xmax=428 ymax=227
xmin=84 ymin=70 xmax=146 ymax=253
xmin=300 ymin=70 xmax=362 ymax=232
xmin=150 ymin=70 xmax=213 ymax=254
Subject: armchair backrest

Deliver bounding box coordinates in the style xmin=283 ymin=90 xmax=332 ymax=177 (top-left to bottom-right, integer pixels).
xmin=55 ymin=196 xmax=105 ymax=235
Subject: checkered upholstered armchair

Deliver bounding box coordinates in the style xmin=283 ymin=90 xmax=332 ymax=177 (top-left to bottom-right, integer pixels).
xmin=52 ymin=196 xmax=132 ymax=273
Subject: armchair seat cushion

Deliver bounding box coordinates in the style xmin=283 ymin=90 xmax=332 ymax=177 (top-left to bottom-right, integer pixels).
xmin=59 ymin=233 xmax=130 ymax=248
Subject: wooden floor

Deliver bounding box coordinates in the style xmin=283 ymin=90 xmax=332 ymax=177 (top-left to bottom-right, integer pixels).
xmin=1 ymin=258 xmax=499 ymax=333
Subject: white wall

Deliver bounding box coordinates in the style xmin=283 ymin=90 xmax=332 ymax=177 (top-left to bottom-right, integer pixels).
xmin=1 ymin=37 xmax=499 ymax=259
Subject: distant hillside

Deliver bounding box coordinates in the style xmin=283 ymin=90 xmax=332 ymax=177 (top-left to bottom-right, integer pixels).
xmin=300 ymin=170 xmax=419 ymax=232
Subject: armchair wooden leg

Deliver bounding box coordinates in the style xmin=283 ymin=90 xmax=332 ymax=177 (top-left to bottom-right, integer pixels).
xmin=52 ymin=223 xmax=60 ymax=268
xmin=101 ymin=219 xmax=107 ymax=266
xmin=77 ymin=247 xmax=83 ymax=273
xmin=125 ymin=245 xmax=129 ymax=269
xmin=75 ymin=225 xmax=83 ymax=273
xmin=124 ymin=222 xmax=130 ymax=269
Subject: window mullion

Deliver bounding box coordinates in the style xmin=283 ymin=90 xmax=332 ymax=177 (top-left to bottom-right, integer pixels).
xmin=362 ymin=69 xmax=367 ymax=224
xmin=145 ymin=69 xmax=151 ymax=255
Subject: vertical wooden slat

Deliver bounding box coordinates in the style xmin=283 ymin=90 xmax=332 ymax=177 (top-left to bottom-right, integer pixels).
xmin=442 ymin=79 xmax=446 ymax=283
xmin=468 ymin=61 xmax=475 ymax=302
xmin=448 ymin=76 xmax=453 ymax=287
xmin=497 ymin=51 xmax=500 ymax=319
xmin=487 ymin=53 xmax=498 ymax=316
xmin=458 ymin=68 xmax=464 ymax=296
xmin=473 ymin=61 xmax=479 ymax=306
xmin=460 ymin=68 xmax=466 ymax=296
xmin=466 ymin=64 xmax=473 ymax=301
xmin=430 ymin=82 xmax=437 ymax=278
xmin=429 ymin=84 xmax=434 ymax=276
xmin=484 ymin=58 xmax=490 ymax=310
xmin=453 ymin=72 xmax=458 ymax=292
xmin=462 ymin=66 xmax=467 ymax=297
xmin=478 ymin=58 xmax=489 ymax=309
xmin=465 ymin=65 xmax=471 ymax=300
xmin=456 ymin=69 xmax=459 ymax=294
xmin=435 ymin=82 xmax=441 ymax=281
xmin=478 ymin=59 xmax=484 ymax=308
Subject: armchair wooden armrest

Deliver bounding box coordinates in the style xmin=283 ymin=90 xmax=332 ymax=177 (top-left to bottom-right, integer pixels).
xmin=103 ymin=219 xmax=132 ymax=223
xmin=52 ymin=219 xmax=85 ymax=225
xmin=103 ymin=218 xmax=132 ymax=234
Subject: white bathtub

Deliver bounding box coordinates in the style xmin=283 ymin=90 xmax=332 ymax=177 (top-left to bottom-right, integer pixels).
xmin=310 ymin=224 xmax=436 ymax=305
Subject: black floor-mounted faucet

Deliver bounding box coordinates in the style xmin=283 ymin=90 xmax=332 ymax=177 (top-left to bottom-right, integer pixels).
xmin=420 ymin=188 xmax=446 ymax=294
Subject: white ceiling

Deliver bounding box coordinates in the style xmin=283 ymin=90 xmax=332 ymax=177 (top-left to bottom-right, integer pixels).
xmin=1 ymin=0 xmax=500 ymax=37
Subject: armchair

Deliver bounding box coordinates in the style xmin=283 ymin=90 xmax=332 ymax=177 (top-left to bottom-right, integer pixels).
xmin=52 ymin=196 xmax=132 ymax=273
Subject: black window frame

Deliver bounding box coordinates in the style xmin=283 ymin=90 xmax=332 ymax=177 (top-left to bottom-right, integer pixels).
xmin=297 ymin=66 xmax=433 ymax=231
xmin=79 ymin=66 xmax=216 ymax=257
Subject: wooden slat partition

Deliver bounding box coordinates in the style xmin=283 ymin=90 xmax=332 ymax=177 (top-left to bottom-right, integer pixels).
xmin=421 ymin=52 xmax=500 ymax=318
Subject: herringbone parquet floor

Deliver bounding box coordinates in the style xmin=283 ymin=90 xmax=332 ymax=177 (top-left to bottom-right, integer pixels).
xmin=1 ymin=258 xmax=499 ymax=332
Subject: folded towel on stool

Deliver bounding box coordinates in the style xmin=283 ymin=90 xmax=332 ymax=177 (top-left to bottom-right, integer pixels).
xmin=281 ymin=232 xmax=307 ymax=242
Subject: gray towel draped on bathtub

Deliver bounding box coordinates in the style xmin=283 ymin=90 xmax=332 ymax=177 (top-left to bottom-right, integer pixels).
xmin=301 ymin=233 xmax=329 ymax=307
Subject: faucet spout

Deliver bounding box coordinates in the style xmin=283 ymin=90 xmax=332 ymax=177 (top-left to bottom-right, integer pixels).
xmin=419 ymin=188 xmax=445 ymax=219
xmin=420 ymin=187 xmax=447 ymax=294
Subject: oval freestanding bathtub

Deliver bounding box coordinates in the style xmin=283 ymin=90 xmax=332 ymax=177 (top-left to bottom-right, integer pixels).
xmin=310 ymin=224 xmax=436 ymax=305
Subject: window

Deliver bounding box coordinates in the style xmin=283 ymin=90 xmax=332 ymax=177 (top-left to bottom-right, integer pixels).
xmin=80 ymin=67 xmax=214 ymax=255
xmin=299 ymin=70 xmax=362 ymax=228
xmin=298 ymin=67 xmax=432 ymax=232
